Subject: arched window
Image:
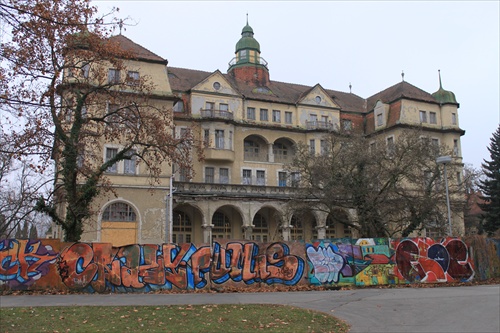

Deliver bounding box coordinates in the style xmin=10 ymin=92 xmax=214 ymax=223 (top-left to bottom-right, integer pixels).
xmin=273 ymin=143 xmax=288 ymax=162
xmin=252 ymin=213 xmax=268 ymax=242
xmin=244 ymin=140 xmax=260 ymax=160
xmin=173 ymin=211 xmax=192 ymax=243
xmin=290 ymin=216 xmax=303 ymax=241
xmin=102 ymin=202 xmax=136 ymax=222
xmin=212 ymin=212 xmax=231 ymax=239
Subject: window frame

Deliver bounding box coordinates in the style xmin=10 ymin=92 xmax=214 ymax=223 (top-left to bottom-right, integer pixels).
xmin=247 ymin=107 xmax=256 ymax=120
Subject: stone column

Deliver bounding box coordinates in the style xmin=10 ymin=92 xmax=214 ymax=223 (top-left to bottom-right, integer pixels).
xmin=243 ymin=225 xmax=253 ymax=240
xmin=202 ymin=224 xmax=213 ymax=244
xmin=268 ymin=143 xmax=274 ymax=163
xmin=281 ymin=224 xmax=291 ymax=241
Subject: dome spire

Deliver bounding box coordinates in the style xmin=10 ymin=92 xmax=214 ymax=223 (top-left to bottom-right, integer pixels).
xmin=432 ymin=69 xmax=458 ymax=104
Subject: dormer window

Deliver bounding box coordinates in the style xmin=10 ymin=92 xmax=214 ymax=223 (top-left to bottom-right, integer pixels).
xmin=376 ymin=113 xmax=383 ymax=126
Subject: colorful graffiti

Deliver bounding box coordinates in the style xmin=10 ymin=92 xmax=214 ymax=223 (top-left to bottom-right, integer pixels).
xmin=394 ymin=238 xmax=474 ymax=283
xmin=306 ymin=238 xmax=396 ymax=286
xmin=0 ymin=237 xmax=482 ymax=293
xmin=0 ymin=239 xmax=58 ymax=288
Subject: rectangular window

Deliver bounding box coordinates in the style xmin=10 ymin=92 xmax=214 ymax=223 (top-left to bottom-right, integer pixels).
xmin=451 ymin=113 xmax=457 ymax=125
xmin=456 ymin=171 xmax=462 ymax=185
xmin=108 ymin=68 xmax=120 ymax=84
xmin=126 ymin=71 xmax=139 ymax=85
xmin=424 ymin=170 xmax=433 ymax=188
xmin=106 ymin=103 xmax=120 ymax=126
xmin=285 ymin=111 xmax=293 ymax=124
xmin=260 ymin=108 xmax=268 ymax=121
xmin=173 ymin=101 xmax=184 ymax=112
xmin=376 ymin=113 xmax=383 ymax=126
xmin=179 ymin=166 xmax=189 ymax=182
xmin=420 ymin=110 xmax=427 ymax=123
xmin=229 ymin=131 xmax=233 ymax=150
xmin=204 ymin=129 xmax=210 ymax=147
xmin=272 ymin=110 xmax=281 ymax=122
xmin=82 ymin=63 xmax=90 ymax=78
xmin=321 ymin=115 xmax=328 ymax=123
xmin=342 ymin=119 xmax=352 ymax=130
xmin=320 ymin=140 xmax=328 ymax=155
xmin=278 ymin=172 xmax=287 ymax=187
xmin=105 ymin=148 xmax=118 ymax=173
xmin=205 ymin=102 xmax=215 ymax=110
xmin=291 ymin=172 xmax=300 ymax=187
xmin=453 ymin=139 xmax=459 ymax=156
xmin=215 ymin=130 xmax=225 ymax=149
xmin=124 ymin=149 xmax=137 ymax=175
xmin=310 ymin=114 xmax=317 ymax=122
xmin=247 ymin=107 xmax=256 ymax=120
xmin=256 ymin=170 xmax=265 ymax=186
xmin=309 ymin=139 xmax=315 ymax=154
xmin=431 ymin=138 xmax=439 ymax=147
xmin=205 ymin=167 xmax=214 ymax=183
xmin=429 ymin=112 xmax=437 ymax=124
xmin=386 ymin=137 xmax=395 ymax=154
xmin=219 ymin=168 xmax=229 ymax=184
xmin=219 ymin=103 xmax=229 ymax=111
xmin=242 ymin=169 xmax=252 ymax=185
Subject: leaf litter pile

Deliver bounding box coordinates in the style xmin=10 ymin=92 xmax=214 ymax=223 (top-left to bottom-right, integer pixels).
xmin=0 ymin=304 xmax=350 ymax=333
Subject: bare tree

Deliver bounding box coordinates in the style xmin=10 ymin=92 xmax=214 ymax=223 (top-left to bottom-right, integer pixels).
xmin=1 ymin=0 xmax=198 ymax=241
xmin=0 ymin=151 xmax=51 ymax=239
xmin=286 ymin=128 xmax=462 ymax=238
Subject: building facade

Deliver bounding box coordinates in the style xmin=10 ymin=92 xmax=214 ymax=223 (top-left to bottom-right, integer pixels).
xmin=53 ymin=22 xmax=465 ymax=245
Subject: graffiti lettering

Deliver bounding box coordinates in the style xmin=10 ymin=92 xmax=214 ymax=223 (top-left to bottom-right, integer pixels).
xmin=0 ymin=237 xmax=479 ymax=293
xmin=0 ymin=239 xmax=58 ymax=287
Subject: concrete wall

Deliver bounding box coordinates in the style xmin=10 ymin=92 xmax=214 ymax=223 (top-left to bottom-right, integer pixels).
xmin=1 ymin=237 xmax=497 ymax=293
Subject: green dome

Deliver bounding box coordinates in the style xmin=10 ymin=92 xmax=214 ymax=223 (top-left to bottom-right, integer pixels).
xmin=432 ymin=71 xmax=457 ymax=104
xmin=235 ymin=22 xmax=260 ymax=53
xmin=432 ymin=88 xmax=457 ymax=104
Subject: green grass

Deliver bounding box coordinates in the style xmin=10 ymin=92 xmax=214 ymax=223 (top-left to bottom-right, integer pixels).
xmin=0 ymin=304 xmax=350 ymax=333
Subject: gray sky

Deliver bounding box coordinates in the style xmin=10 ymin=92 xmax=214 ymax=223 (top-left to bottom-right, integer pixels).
xmin=96 ymin=1 xmax=500 ymax=170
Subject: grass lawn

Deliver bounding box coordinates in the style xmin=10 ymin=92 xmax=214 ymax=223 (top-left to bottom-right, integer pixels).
xmin=0 ymin=304 xmax=350 ymax=333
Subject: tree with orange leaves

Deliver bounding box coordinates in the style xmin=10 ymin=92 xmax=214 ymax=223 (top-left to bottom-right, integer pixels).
xmin=1 ymin=0 xmax=197 ymax=241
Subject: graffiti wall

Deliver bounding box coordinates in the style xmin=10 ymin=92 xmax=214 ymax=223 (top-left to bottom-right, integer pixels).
xmin=0 ymin=237 xmax=485 ymax=293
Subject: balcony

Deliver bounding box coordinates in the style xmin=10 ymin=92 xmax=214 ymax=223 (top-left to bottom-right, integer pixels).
xmin=306 ymin=120 xmax=335 ymax=131
xmin=244 ymin=152 xmax=269 ymax=162
xmin=200 ymin=109 xmax=234 ymax=120
xmin=228 ymin=56 xmax=268 ymax=68
xmin=174 ymin=182 xmax=299 ymax=199
xmin=204 ymin=148 xmax=235 ymax=162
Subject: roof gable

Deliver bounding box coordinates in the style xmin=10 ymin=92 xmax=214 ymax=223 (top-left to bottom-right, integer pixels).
xmin=366 ymin=81 xmax=437 ymax=111
xmin=191 ymin=70 xmax=241 ymax=97
xmin=297 ymin=84 xmax=340 ymax=109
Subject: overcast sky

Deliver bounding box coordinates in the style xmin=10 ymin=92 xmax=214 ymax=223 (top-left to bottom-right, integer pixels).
xmin=96 ymin=1 xmax=500 ymax=170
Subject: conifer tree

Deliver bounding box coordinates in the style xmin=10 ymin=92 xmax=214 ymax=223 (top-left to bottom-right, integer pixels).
xmin=479 ymin=124 xmax=500 ymax=236
xmin=29 ymin=224 xmax=38 ymax=239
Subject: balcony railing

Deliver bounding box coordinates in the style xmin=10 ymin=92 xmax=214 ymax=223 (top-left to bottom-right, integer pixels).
xmin=174 ymin=182 xmax=299 ymax=198
xmin=228 ymin=56 xmax=268 ymax=68
xmin=306 ymin=120 xmax=335 ymax=131
xmin=244 ymin=152 xmax=269 ymax=162
xmin=200 ymin=109 xmax=234 ymax=120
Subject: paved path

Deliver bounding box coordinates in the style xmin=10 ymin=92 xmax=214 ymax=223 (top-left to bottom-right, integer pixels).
xmin=1 ymin=285 xmax=499 ymax=332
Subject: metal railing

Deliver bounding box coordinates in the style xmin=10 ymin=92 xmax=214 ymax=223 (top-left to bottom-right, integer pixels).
xmin=200 ymin=109 xmax=234 ymax=120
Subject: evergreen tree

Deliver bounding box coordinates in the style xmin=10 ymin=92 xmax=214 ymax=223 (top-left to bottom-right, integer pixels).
xmin=479 ymin=124 xmax=500 ymax=236
xmin=29 ymin=224 xmax=38 ymax=239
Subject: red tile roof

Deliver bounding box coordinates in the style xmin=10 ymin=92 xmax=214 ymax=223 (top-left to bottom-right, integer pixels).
xmin=108 ymin=35 xmax=166 ymax=63
xmin=167 ymin=67 xmax=441 ymax=116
